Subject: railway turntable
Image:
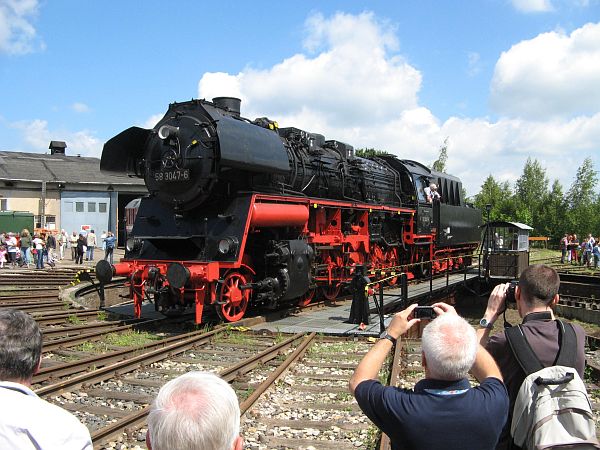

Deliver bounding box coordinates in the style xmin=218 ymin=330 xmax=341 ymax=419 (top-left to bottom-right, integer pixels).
xmin=251 ymin=267 xmax=480 ymax=336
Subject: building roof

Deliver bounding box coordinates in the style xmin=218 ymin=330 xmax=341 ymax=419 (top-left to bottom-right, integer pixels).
xmin=0 ymin=151 xmax=146 ymax=187
xmin=487 ymin=221 xmax=533 ymax=230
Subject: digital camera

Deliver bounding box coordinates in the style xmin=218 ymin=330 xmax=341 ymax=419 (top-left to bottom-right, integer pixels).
xmin=413 ymin=306 xmax=437 ymax=319
xmin=506 ymin=280 xmax=519 ymax=303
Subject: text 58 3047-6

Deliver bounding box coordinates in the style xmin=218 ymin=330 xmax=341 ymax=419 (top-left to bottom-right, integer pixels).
xmin=154 ymin=169 xmax=190 ymax=182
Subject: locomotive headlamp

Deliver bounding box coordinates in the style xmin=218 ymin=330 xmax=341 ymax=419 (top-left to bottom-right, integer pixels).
xmin=218 ymin=237 xmax=238 ymax=255
xmin=126 ymin=238 xmax=142 ymax=252
xmin=158 ymin=125 xmax=180 ymax=140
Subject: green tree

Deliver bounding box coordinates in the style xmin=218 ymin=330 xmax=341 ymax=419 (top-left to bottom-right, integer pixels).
xmin=537 ymin=179 xmax=566 ymax=240
xmin=473 ymin=175 xmax=515 ymax=222
xmin=431 ymin=137 xmax=448 ymax=173
xmin=566 ymin=157 xmax=598 ymax=236
xmin=514 ymin=158 xmax=549 ymax=234
xmin=355 ymin=148 xmax=391 ymax=158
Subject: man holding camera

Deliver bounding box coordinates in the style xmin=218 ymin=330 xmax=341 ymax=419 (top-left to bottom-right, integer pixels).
xmin=477 ymin=264 xmax=586 ymax=450
xmin=350 ymin=302 xmax=508 ymax=450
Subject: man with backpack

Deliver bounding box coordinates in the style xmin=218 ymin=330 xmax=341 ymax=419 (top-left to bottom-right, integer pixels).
xmin=477 ymin=264 xmax=597 ymax=449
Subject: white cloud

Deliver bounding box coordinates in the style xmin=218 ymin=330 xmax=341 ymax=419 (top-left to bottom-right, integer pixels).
xmin=71 ymin=102 xmax=90 ymax=113
xmin=199 ymin=11 xmax=421 ymax=128
xmin=0 ymin=0 xmax=42 ymax=54
xmin=196 ymin=12 xmax=600 ymax=197
xmin=491 ymin=22 xmax=600 ymax=119
xmin=11 ymin=119 xmax=102 ymax=157
xmin=142 ymin=113 xmax=164 ymax=129
xmin=511 ymin=0 xmax=554 ymax=12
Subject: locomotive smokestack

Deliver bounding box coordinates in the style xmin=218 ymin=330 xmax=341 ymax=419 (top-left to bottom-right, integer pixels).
xmin=213 ymin=97 xmax=241 ymax=117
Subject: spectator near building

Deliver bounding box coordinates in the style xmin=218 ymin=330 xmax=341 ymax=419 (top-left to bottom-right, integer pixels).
xmin=0 ymin=309 xmax=92 ymax=449
xmin=350 ymin=303 xmax=508 ymax=450
xmin=86 ymin=229 xmax=97 ymax=261
xmin=146 ymin=371 xmax=243 ymax=450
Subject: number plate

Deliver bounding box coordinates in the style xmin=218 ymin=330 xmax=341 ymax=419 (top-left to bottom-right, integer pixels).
xmin=154 ymin=169 xmax=190 ymax=182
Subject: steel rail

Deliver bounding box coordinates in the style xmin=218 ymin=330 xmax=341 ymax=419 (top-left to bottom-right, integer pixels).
xmin=90 ymin=332 xmax=307 ymax=448
xmin=240 ymin=332 xmax=316 ymax=414
xmin=41 ymin=321 xmax=128 ymax=338
xmin=379 ymin=337 xmax=404 ymax=450
xmin=36 ymin=330 xmax=222 ymax=397
xmin=31 ymin=310 xmax=102 ymax=325
xmin=42 ymin=323 xmax=142 ymax=353
xmin=33 ymin=329 xmax=213 ymax=384
xmin=0 ymin=300 xmax=65 ymax=309
xmin=0 ymin=303 xmax=70 ymax=313
xmin=0 ymin=293 xmax=60 ymax=302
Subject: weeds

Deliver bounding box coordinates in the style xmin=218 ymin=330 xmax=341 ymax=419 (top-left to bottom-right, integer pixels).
xmin=67 ymin=314 xmax=82 ymax=325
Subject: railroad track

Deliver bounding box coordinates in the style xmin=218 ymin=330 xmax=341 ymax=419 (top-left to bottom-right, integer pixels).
xmin=31 ymin=324 xmax=385 ymax=450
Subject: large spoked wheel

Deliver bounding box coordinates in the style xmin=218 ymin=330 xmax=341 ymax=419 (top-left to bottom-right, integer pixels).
xmin=320 ymin=283 xmax=341 ymax=301
xmin=217 ymin=271 xmax=251 ymax=322
xmin=297 ymin=288 xmax=316 ymax=307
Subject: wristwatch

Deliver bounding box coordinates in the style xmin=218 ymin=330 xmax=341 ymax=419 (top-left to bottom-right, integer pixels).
xmin=479 ymin=318 xmax=494 ymax=329
xmin=379 ymin=331 xmax=397 ymax=345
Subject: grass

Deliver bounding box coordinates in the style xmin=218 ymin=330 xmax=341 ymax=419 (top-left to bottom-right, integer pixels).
xmin=215 ymin=325 xmax=254 ymax=345
xmin=66 ymin=314 xmax=82 ymax=325
xmin=104 ymin=330 xmax=160 ymax=347
xmin=364 ymin=426 xmax=382 ymax=449
xmin=96 ymin=310 xmax=107 ymax=321
xmin=73 ymin=330 xmax=160 ymax=353
xmin=335 ymin=391 xmax=354 ymax=402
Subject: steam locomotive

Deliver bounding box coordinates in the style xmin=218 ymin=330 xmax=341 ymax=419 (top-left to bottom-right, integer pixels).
xmin=96 ymin=97 xmax=481 ymax=323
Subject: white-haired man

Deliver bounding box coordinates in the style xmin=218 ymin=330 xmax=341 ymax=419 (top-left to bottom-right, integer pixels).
xmin=147 ymin=371 xmax=243 ymax=450
xmin=0 ymin=309 xmax=92 ymax=449
xmin=350 ymin=303 xmax=508 ymax=450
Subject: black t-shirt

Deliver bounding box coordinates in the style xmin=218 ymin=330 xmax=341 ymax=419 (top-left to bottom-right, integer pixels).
xmin=486 ymin=312 xmax=586 ymax=449
xmin=355 ymin=377 xmax=508 ymax=450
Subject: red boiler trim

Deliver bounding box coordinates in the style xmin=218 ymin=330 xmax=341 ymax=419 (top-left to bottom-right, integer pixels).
xmin=250 ymin=203 xmax=309 ymax=227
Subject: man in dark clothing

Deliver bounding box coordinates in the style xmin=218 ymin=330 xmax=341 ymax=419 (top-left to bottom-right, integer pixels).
xmin=350 ymin=303 xmax=509 ymax=450
xmin=477 ymin=264 xmax=586 ymax=450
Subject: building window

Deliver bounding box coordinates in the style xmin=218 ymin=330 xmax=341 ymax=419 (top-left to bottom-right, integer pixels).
xmin=99 ymin=202 xmax=107 ymax=213
xmin=75 ymin=202 xmax=84 ymax=212
xmin=46 ymin=215 xmax=56 ymax=230
xmin=34 ymin=215 xmax=56 ymax=229
xmin=64 ymin=201 xmax=73 ymax=212
xmin=88 ymin=202 xmax=96 ymax=212
xmin=0 ymin=199 xmax=7 ymax=211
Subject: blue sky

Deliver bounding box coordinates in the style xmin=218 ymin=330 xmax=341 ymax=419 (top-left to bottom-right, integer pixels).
xmin=1 ymin=0 xmax=599 ymax=196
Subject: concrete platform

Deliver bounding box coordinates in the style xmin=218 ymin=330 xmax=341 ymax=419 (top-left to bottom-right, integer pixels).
xmin=251 ymin=270 xmax=480 ymax=337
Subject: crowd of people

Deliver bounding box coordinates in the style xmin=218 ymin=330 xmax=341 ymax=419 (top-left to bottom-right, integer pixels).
xmin=560 ymin=233 xmax=600 ymax=268
xmin=0 ymin=264 xmax=596 ymax=449
xmin=0 ymin=229 xmax=117 ymax=269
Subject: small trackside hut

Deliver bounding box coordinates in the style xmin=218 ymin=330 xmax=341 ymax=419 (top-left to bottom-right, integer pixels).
xmin=483 ymin=221 xmax=533 ymax=280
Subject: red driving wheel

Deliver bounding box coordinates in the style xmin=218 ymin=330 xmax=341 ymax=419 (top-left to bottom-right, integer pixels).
xmin=217 ymin=271 xmax=251 ymax=322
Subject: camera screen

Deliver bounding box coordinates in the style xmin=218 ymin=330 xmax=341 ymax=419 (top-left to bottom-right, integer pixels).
xmin=413 ymin=306 xmax=436 ymax=319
